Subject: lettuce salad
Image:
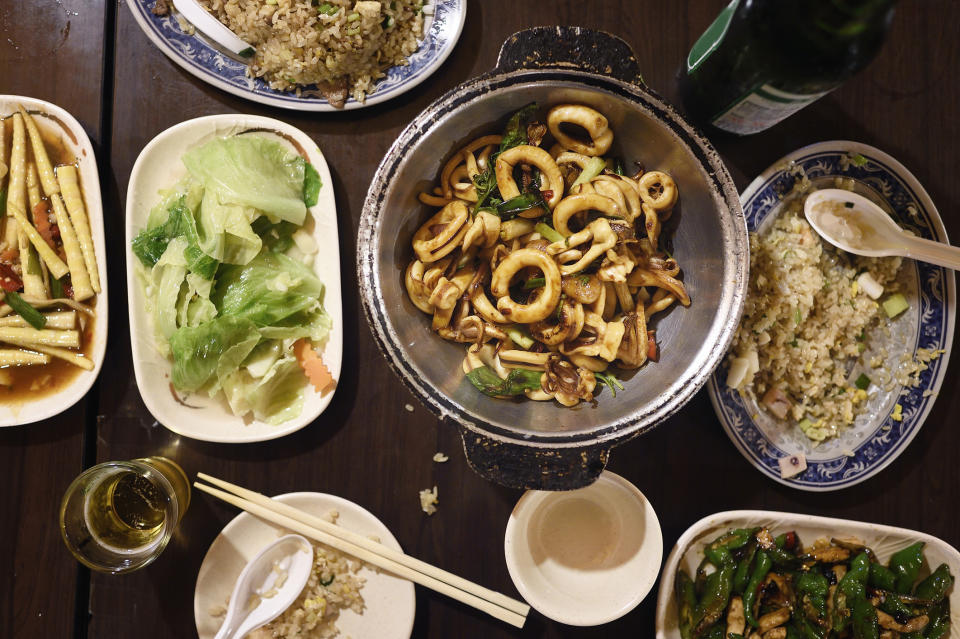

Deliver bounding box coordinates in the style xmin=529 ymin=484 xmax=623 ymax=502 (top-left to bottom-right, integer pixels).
xmin=132 ymin=135 xmax=331 ymax=425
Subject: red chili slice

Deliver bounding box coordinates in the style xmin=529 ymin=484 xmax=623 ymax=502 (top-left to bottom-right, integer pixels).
xmin=0 ymin=263 xmax=23 ymax=292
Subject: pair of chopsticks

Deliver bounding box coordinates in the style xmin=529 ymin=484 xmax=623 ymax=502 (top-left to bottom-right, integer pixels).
xmin=195 ymin=473 xmax=530 ymax=628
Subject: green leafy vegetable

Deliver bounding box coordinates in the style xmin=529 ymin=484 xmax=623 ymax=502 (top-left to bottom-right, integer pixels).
xmin=5 ymin=292 xmax=46 ymax=330
xmin=471 ymin=164 xmax=501 ymax=215
xmin=854 ymin=373 xmax=871 ymax=390
xmin=168 ymin=316 xmax=261 ymax=392
xmin=594 ymin=370 xmax=624 ymax=397
xmin=499 ymin=103 xmax=538 ymax=153
xmin=252 ymin=217 xmax=299 ymax=254
xmin=303 ymin=162 xmax=322 ymax=207
xmin=497 ymin=192 xmax=545 ymax=220
xmin=132 ymin=195 xmax=219 ymax=279
xmin=466 ymin=366 xmax=542 ymax=397
xmin=183 ymin=135 xmax=308 ymax=226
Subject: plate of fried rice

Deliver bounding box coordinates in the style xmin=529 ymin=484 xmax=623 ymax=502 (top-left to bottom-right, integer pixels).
xmin=127 ymin=0 xmax=465 ymax=110
xmin=195 ymin=492 xmax=415 ymax=639
xmin=708 ymin=141 xmax=955 ymax=491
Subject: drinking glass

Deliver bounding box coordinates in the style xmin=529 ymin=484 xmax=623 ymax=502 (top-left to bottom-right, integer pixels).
xmin=59 ymin=456 xmax=190 ymax=574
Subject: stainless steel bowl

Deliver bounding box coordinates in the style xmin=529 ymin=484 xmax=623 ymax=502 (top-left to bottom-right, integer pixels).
xmin=358 ymin=28 xmax=748 ymax=490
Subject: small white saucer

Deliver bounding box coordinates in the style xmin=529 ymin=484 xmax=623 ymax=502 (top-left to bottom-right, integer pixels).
xmin=503 ymin=471 xmax=663 ymax=626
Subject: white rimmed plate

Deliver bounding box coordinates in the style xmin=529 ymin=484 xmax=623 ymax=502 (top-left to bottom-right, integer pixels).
xmin=125 ymin=0 xmax=465 ymax=111
xmin=708 ymin=141 xmax=955 ymax=491
xmin=503 ymin=471 xmax=663 ymax=626
xmin=125 ymin=114 xmax=342 ymax=443
xmin=655 ymin=510 xmax=960 ymax=639
xmin=0 ymin=95 xmax=108 ymax=426
xmin=195 ymin=491 xmax=416 ymax=639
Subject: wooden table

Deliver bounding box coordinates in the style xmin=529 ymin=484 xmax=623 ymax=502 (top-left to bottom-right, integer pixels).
xmin=2 ymin=1 xmax=958 ymax=636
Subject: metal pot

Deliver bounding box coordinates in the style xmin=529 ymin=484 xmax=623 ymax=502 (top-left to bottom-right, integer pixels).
xmin=358 ymin=27 xmax=747 ymax=490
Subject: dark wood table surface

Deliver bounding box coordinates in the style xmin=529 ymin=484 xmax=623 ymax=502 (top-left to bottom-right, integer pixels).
xmin=2 ymin=0 xmax=958 ymax=636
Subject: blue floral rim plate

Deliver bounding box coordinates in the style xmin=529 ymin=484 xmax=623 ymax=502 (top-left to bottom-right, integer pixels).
xmin=708 ymin=141 xmax=955 ymax=492
xmin=126 ymin=0 xmax=465 ymax=111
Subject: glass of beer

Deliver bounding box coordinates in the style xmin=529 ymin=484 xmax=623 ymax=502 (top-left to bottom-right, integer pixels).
xmin=59 ymin=456 xmax=190 ymax=574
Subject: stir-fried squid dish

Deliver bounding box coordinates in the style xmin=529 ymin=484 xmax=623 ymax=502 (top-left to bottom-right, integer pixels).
xmin=404 ymin=103 xmax=689 ymax=406
xmin=0 ymin=106 xmax=99 ymax=392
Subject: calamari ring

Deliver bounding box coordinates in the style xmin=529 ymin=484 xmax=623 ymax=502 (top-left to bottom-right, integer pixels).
xmin=490 ymin=248 xmax=561 ymax=324
xmin=529 ymin=297 xmax=585 ymax=346
xmin=404 ymin=260 xmax=435 ymax=314
xmin=593 ymin=175 xmax=642 ymax=223
xmin=494 ymin=145 xmax=564 ymax=209
xmin=412 ymin=201 xmax=470 ymax=263
xmin=637 ymin=170 xmax=678 ymax=212
xmin=552 ymin=193 xmax=624 ymax=237
xmin=547 ymin=104 xmax=614 ymax=156
xmin=440 ymin=135 xmax=502 ymax=198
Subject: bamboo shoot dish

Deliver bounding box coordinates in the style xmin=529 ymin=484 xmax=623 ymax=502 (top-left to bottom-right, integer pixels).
xmin=130 ymin=133 xmax=333 ymax=425
xmin=0 ymin=105 xmax=100 ymax=395
xmin=404 ymin=103 xmax=689 ymax=407
xmin=676 ymin=526 xmax=954 ymax=639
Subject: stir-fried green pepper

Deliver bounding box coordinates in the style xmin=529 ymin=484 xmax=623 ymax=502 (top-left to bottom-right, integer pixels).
xmin=693 ymin=564 xmax=734 ymax=636
xmin=833 ymin=553 xmax=870 ymax=632
xmin=796 ymin=571 xmax=829 ymax=621
xmin=914 ymin=563 xmax=954 ymax=602
xmin=869 ymin=563 xmax=897 ymax=592
xmin=704 ymin=528 xmax=755 ymax=568
xmin=850 ymin=595 xmax=879 ymax=639
xmin=733 ymin=540 xmax=758 ymax=594
xmin=878 ymin=591 xmax=915 ymax=620
xmin=700 ymin=623 xmax=725 ymax=639
xmin=676 ymin=569 xmax=697 ymax=639
xmin=889 ymin=542 xmax=926 ymax=594
xmin=743 ymin=550 xmax=772 ymax=627
xmin=924 ymin=599 xmax=950 ymax=639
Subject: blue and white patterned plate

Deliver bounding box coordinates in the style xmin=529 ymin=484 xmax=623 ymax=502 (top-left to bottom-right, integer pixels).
xmin=708 ymin=141 xmax=955 ymax=491
xmin=126 ymin=0 xmax=465 ymax=111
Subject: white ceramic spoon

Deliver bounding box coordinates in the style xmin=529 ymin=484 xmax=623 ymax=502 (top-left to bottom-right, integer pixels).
xmin=804 ymin=189 xmax=960 ymax=270
xmin=171 ymin=0 xmax=255 ymax=58
xmin=213 ymin=534 xmax=313 ymax=639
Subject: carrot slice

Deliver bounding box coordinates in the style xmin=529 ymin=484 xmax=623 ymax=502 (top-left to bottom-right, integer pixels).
xmin=293 ymin=338 xmax=334 ymax=392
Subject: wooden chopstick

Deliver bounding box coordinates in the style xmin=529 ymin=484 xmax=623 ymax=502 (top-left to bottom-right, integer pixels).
xmin=194 ymin=476 xmax=529 ymax=628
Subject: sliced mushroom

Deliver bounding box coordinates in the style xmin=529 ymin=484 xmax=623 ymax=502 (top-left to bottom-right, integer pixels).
xmin=756 ymin=608 xmax=791 ymax=633
xmin=541 ymin=355 xmax=597 ymax=406
xmin=561 ymin=273 xmax=602 ymax=304
xmin=616 ymin=310 xmax=648 ymax=369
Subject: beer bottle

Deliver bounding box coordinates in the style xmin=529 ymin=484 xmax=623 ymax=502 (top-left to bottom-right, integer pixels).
xmin=680 ymin=0 xmax=897 ymax=135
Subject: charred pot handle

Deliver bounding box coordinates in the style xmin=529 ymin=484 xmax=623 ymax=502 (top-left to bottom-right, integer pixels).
xmin=459 ymin=428 xmax=610 ymax=491
xmin=495 ymin=26 xmax=644 ymax=86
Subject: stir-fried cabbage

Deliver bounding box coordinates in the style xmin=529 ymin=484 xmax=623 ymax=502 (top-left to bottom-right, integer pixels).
xmin=132 ymin=134 xmax=329 ymax=425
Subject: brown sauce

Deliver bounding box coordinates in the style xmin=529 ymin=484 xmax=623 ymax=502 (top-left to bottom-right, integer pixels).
xmin=0 ymin=109 xmax=98 ymax=404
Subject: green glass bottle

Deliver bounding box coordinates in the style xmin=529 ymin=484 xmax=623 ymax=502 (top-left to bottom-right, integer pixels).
xmin=680 ymin=0 xmax=897 ymax=135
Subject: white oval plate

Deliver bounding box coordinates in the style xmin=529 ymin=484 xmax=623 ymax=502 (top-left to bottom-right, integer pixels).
xmin=0 ymin=95 xmax=108 ymax=426
xmin=125 ymin=114 xmax=342 ymax=443
xmin=655 ymin=510 xmax=960 ymax=639
xmin=708 ymin=141 xmax=955 ymax=491
xmin=503 ymin=471 xmax=663 ymax=626
xmin=125 ymin=0 xmax=465 ymax=111
xmin=195 ymin=492 xmax=415 ymax=639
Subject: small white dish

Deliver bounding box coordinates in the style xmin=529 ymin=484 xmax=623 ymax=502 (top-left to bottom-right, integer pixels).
xmin=195 ymin=492 xmax=415 ymax=639
xmin=503 ymin=471 xmax=663 ymax=626
xmin=125 ymin=114 xmax=343 ymax=443
xmin=0 ymin=95 xmax=108 ymax=427
xmin=655 ymin=510 xmax=960 ymax=639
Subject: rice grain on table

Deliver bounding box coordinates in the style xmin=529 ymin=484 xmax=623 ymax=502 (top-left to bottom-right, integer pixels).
xmin=199 ymin=0 xmax=425 ymax=103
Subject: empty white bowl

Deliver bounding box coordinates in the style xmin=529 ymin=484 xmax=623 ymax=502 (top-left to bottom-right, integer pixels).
xmin=503 ymin=471 xmax=663 ymax=626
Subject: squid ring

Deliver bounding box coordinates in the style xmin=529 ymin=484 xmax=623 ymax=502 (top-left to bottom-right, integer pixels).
xmin=440 ymin=135 xmax=502 ymax=198
xmin=412 ymin=200 xmax=470 ymax=263
xmin=490 ymin=248 xmax=561 ymax=324
xmin=552 ymin=193 xmax=624 ymax=237
xmin=529 ymin=297 xmax=585 ymax=346
xmin=404 ymin=260 xmax=435 ymax=314
xmin=593 ymin=175 xmax=642 ymax=223
xmin=547 ymin=104 xmax=614 ymax=156
xmin=494 ymin=145 xmax=564 ymax=209
xmin=637 ymin=170 xmax=678 ymax=212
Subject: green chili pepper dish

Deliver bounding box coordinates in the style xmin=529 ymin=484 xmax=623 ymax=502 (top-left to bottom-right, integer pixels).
xmin=673 ymin=527 xmax=955 ymax=639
